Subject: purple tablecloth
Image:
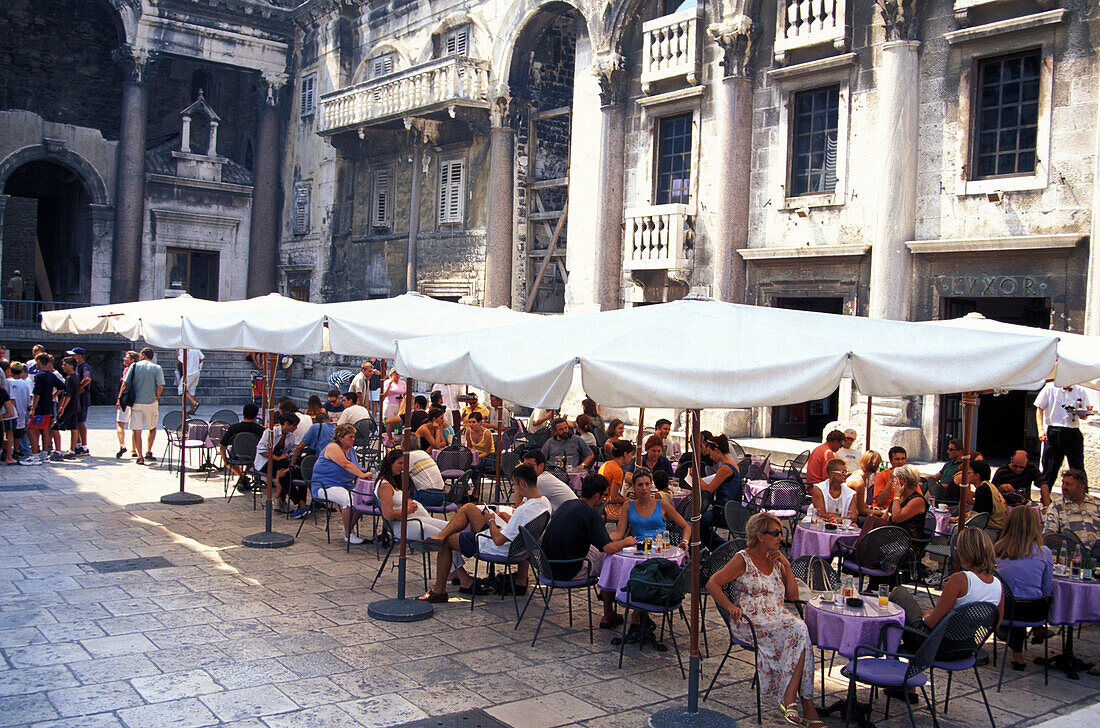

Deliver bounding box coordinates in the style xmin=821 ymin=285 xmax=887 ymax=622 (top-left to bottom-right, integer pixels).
xmin=926 ymin=509 xmax=952 ymax=536
xmin=597 ymin=546 xmax=686 ymax=593
xmin=805 ymin=596 xmax=904 ymax=658
xmin=1049 ymin=577 xmax=1100 ymax=626
xmin=743 ymin=479 xmax=770 ymax=502
xmin=790 ymin=522 xmax=859 ymax=560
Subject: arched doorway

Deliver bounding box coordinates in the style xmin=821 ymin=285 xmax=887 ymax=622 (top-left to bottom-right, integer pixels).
xmin=2 ymin=160 xmax=96 ymax=310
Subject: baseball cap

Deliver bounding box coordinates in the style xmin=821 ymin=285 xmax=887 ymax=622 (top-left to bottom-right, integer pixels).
xmin=66 ymin=347 xmax=86 ymax=356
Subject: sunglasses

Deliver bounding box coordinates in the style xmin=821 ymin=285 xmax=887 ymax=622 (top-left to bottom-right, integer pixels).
xmin=762 ymin=529 xmax=782 ymax=537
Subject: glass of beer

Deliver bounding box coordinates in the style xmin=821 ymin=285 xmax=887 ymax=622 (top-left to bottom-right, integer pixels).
xmin=878 ymin=584 xmax=890 ymax=608
xmin=644 ymin=535 xmax=653 ymax=553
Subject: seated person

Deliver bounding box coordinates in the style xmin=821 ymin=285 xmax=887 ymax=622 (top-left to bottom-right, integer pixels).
xmin=255 ymin=413 xmax=304 ymax=517
xmin=323 ymin=388 xmax=344 ymax=414
xmin=603 ymin=418 xmax=626 ymax=458
xmin=522 ymin=448 xmax=577 ymax=513
xmin=992 ymin=450 xmax=1041 ymax=507
xmin=889 ymin=528 xmax=1003 ymax=701
xmin=305 ymin=394 xmax=325 ymax=421
xmin=543 ymin=417 xmax=595 ymax=470
xmin=460 ymin=392 xmax=490 ymax=427
xmin=312 ymin=423 xmax=372 ymax=544
xmin=653 ymin=470 xmax=673 ymax=504
xmin=931 ymin=438 xmax=966 ymax=505
xmin=970 ymin=459 xmax=1007 ymax=532
xmin=420 ymin=464 xmax=551 ymax=603
xmin=811 ymin=458 xmax=857 ymax=523
xmin=335 ymin=392 xmax=370 ymax=426
xmin=883 ymin=464 xmax=929 ymax=541
xmin=696 ymin=435 xmax=742 ymax=549
xmin=995 ymin=507 xmax=1052 ymax=672
xmin=598 ymin=440 xmax=635 ymax=522
xmin=806 ymin=430 xmax=845 ymax=485
xmin=846 ymin=450 xmax=881 ymax=516
xmin=408 ymin=395 xmax=430 ymax=432
xmin=464 ymin=411 xmax=496 ymax=476
xmin=674 ymin=430 xmax=715 ymax=482
xmin=574 ymin=414 xmax=597 ymax=451
xmin=541 ymin=473 xmax=636 ymax=629
xmin=279 ymin=399 xmax=313 ymax=443
xmin=408 ymin=448 xmax=447 ymax=507
xmin=292 ymin=409 xmax=334 ymax=464
xmin=707 ymin=513 xmax=821 ymax=727
xmin=1043 ymin=468 xmax=1100 ymax=547
xmin=872 ymin=446 xmax=911 ymax=507
xmin=416 ymin=406 xmax=450 ymax=452
xmin=375 ymin=448 xmax=464 ymax=575
xmin=219 ymin=402 xmax=265 ymax=491
xmin=626 ymin=435 xmax=674 ymax=480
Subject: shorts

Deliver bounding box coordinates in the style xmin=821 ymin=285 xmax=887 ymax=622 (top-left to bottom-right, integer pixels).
xmin=458 ymin=531 xmax=482 ymax=558
xmin=77 ymin=405 xmax=88 ymax=424
xmin=116 ymin=406 xmax=131 ymax=425
xmin=54 ymin=411 xmax=77 ymax=431
xmin=573 ymin=545 xmax=606 ymax=583
xmin=2 ymin=419 xmax=15 ymax=432
xmin=13 ymin=428 xmax=24 ymax=441
xmin=178 ymin=373 xmax=199 ymax=396
xmin=28 ymin=414 xmax=52 ymax=431
xmin=129 ymin=402 xmax=159 ymax=431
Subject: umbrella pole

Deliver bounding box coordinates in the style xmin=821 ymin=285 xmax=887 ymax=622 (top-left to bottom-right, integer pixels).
xmin=161 ymin=348 xmax=203 ymax=505
xmin=494 ymin=399 xmax=503 ymax=503
xmin=957 ymin=392 xmax=977 ymax=525
xmin=650 ymin=408 xmax=733 ymax=728
xmin=378 ymin=359 xmax=386 ymax=464
xmin=243 ymin=353 xmax=294 ymax=548
xmin=865 ymin=395 xmax=872 ymax=453
xmin=635 ymin=407 xmax=646 ymax=466
xmin=369 ymin=376 xmax=434 ymax=622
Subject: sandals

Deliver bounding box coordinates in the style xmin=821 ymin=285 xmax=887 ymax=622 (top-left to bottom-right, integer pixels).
xmin=136 ymin=457 xmax=145 ymax=466
xmin=781 ymin=702 xmax=803 ymax=726
xmin=599 ymin=614 xmax=624 ymax=630
xmin=804 ymin=720 xmax=826 ymax=728
xmin=417 ymin=591 xmax=449 ymax=604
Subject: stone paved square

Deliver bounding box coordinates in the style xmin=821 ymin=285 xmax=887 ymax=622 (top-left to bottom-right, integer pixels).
xmin=0 ymin=408 xmax=1098 ymax=728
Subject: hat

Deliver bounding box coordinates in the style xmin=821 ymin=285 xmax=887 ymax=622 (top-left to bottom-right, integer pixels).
xmin=12 ymin=270 xmax=20 ymax=276
xmin=66 ymin=347 xmax=86 ymax=356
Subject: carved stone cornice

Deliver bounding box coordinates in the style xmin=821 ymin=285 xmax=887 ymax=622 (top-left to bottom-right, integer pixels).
xmin=112 ymin=45 xmax=158 ymax=84
xmin=877 ymin=0 xmax=920 ymax=41
xmin=593 ymin=51 xmax=627 ymax=107
xmin=261 ymin=71 xmax=289 ymax=107
xmin=708 ymin=16 xmax=761 ymax=80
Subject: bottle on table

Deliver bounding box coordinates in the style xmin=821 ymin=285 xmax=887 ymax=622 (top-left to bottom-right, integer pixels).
xmin=1072 ymin=545 xmax=1083 ymax=580
xmin=1083 ymin=553 xmax=1094 ymax=582
xmin=1054 ymin=548 xmax=1064 ymax=577
xmin=807 ymin=505 xmax=818 ymax=525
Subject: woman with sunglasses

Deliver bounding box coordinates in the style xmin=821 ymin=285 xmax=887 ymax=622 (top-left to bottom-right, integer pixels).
xmin=610 ymin=467 xmax=690 ymax=549
xmin=707 ymin=512 xmax=820 ymax=727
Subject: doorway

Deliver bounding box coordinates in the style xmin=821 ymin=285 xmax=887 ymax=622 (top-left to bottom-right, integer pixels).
xmin=770 ymin=296 xmax=843 ymax=439
xmin=939 ymin=296 xmax=1051 ymax=462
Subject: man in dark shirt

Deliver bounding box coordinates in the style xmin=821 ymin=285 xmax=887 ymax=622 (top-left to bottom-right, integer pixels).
xmin=541 ymin=472 xmax=636 ymax=629
xmin=219 ymin=403 xmax=266 ymax=490
xmin=992 ymin=449 xmax=1041 ymax=506
xmin=53 ymin=356 xmax=81 ymax=457
xmin=22 ymin=353 xmax=63 ymax=464
xmin=409 ymin=395 xmax=430 ymax=432
xmin=67 ymin=347 xmax=92 ymax=456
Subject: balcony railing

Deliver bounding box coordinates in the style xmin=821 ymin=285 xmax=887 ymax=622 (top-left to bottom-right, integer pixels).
xmin=641 ymin=8 xmax=704 ymax=93
xmin=319 ymin=56 xmax=491 ymax=133
xmin=0 ymin=299 xmax=85 ymax=329
xmin=774 ymin=0 xmax=848 ymax=64
xmin=623 ymin=204 xmax=694 ymax=273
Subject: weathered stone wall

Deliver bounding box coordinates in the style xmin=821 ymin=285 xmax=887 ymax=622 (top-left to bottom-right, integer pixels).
xmin=0 ymin=0 xmax=124 ymax=140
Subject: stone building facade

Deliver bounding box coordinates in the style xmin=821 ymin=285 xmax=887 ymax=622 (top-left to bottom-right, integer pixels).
xmin=1 ymin=0 xmax=1098 ymax=459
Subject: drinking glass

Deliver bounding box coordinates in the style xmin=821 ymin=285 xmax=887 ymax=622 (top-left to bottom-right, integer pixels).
xmin=841 ymin=518 xmax=852 ymax=530
xmin=644 ymin=536 xmax=653 ymax=553
xmin=878 ymin=584 xmax=890 ymax=608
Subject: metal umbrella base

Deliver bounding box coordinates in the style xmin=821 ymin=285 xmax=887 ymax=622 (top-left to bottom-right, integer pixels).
xmin=242 ymin=498 xmax=295 ymax=548
xmin=160 ymin=491 xmax=204 ymax=505
xmin=368 ymin=598 xmax=435 ymax=622
xmin=649 ymin=707 xmax=736 ymax=728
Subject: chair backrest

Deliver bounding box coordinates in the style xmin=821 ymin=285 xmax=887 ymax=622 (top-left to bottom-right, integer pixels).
xmin=746 ymin=454 xmax=770 ymax=481
xmin=994 ymin=571 xmax=1051 ymax=626
xmin=791 ymin=450 xmax=810 ymax=472
xmin=499 ymin=449 xmax=523 ymax=478
xmin=228 ymin=432 xmax=259 ymax=461
xmin=903 ymin=608 xmax=954 ymax=678
xmin=299 ymin=455 xmax=318 ymax=483
xmin=702 ymin=541 xmax=742 ymax=585
xmin=1043 ymin=530 xmax=1083 ymax=555
xmin=353 ymin=418 xmax=377 ymax=444
xmin=211 ymin=409 xmax=239 ymax=425
xmin=545 ymin=464 xmax=570 ymax=485
xmin=724 ymin=501 xmax=752 ymax=539
xmin=675 ymin=489 xmax=711 ymax=522
xmin=162 ymin=409 xmax=183 ymax=433
xmin=436 ymin=446 xmax=474 ymax=473
xmin=729 ymin=440 xmax=747 ymax=459
xmin=935 ymin=602 xmax=1000 ymax=663
xmin=854 ymin=526 xmax=911 ymax=573
xmin=764 ymin=479 xmax=806 ymax=511
xmin=791 ymin=554 xmax=840 ymax=592
xmin=508 ymin=511 xmax=551 ymax=557
xmin=447 ymin=469 xmax=477 ymax=503
xmin=964 ymin=511 xmax=990 ymax=531
xmin=520 ymin=526 xmax=553 ymax=581
xmin=206 ymin=421 xmax=229 ymax=445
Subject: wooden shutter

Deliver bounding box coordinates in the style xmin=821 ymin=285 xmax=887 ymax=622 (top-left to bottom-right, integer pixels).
xmin=293 ymin=182 xmax=310 ymax=235
xmin=371 ymin=167 xmax=392 ymax=228
xmin=300 ymin=74 xmax=316 ymax=117
xmin=372 ymin=54 xmax=394 ymax=78
xmin=445 ymin=27 xmax=469 ymax=57
xmin=437 ymin=159 xmax=465 ymax=224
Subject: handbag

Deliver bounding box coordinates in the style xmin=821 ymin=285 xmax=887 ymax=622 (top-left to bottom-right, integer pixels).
xmin=118 ymin=366 xmax=136 ymax=409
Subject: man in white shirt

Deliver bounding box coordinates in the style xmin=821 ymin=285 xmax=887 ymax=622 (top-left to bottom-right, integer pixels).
xmin=419 ymin=464 xmax=551 ymax=602
xmin=1035 ymin=382 xmax=1093 ymax=491
xmin=349 ymin=361 xmax=374 ymax=408
xmin=836 ymin=428 xmax=861 ymax=471
xmin=521 ymin=448 xmax=577 ymax=512
xmin=408 ymin=449 xmax=447 ymax=507
xmin=336 ymin=392 xmax=370 ymax=426
xmin=255 ymin=414 xmax=303 ymax=515
xmin=176 ymin=348 xmax=204 ymax=414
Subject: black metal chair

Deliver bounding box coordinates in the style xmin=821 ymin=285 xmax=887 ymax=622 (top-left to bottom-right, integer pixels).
xmin=837 ymin=526 xmax=911 ymax=593
xmin=729 ymin=440 xmax=747 ymax=459
xmin=723 ymin=501 xmax=752 ymax=540
xmin=491 ymin=450 xmax=523 ymax=504
xmin=160 ymin=410 xmax=183 ymax=468
xmin=352 ymin=417 xmax=379 ymax=469
xmin=435 ymin=445 xmax=475 ymax=487
xmin=419 ymin=469 xmax=476 ymax=519
xmin=202 ymin=421 xmax=229 ymax=479
xmin=223 ymin=432 xmax=259 ymax=503
xmin=516 ymin=525 xmax=598 ymax=646
xmin=469 ymin=511 xmax=551 ymax=618
xmin=210 ymin=408 xmax=239 ymax=426
xmin=369 ymin=511 xmax=436 ymax=592
xmin=173 ymin=418 xmax=209 ymax=474
xmin=703 ymin=586 xmax=762 ymax=724
xmin=616 ymin=559 xmax=692 ymax=678
xmin=993 ymin=573 xmax=1051 ymax=690
xmin=782 ymin=450 xmax=811 ymax=481
xmin=699 ymin=540 xmax=744 ymax=657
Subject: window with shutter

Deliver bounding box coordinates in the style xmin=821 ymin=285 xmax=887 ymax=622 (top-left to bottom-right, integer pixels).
xmin=437 ymin=159 xmax=465 ymax=224
xmin=444 ymin=26 xmax=469 ymax=57
xmin=300 ymin=73 xmax=317 ymax=117
xmin=371 ymin=167 xmax=392 ymax=229
xmin=293 ymin=182 xmax=310 ymax=235
xmin=372 ymin=54 xmax=395 ymax=78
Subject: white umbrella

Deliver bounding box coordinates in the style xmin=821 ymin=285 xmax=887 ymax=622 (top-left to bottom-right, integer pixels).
xmin=395 ymin=298 xmax=1060 ymax=409
xmin=925 ymin=312 xmax=1100 ymax=389
xmin=39 ymin=294 xmax=224 ymax=339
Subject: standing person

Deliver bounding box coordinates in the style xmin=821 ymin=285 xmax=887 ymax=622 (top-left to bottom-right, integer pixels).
xmin=21 ymin=353 xmax=62 ymax=465
xmin=0 ymin=362 xmax=16 ymax=464
xmin=8 ymin=362 xmax=32 ymax=459
xmin=114 ymin=350 xmax=137 ymax=458
xmin=53 ymin=356 xmax=81 ymax=458
xmin=381 ymin=369 xmax=406 ymax=426
xmin=349 ymin=361 xmax=373 ymax=408
xmin=125 ymin=347 xmax=165 ymax=466
xmin=176 ymin=348 xmax=204 ymax=415
xmin=836 ymin=429 xmax=861 ymax=471
xmin=7 ymin=270 xmax=24 ymax=321
xmin=66 ymin=347 xmax=92 ymax=456
xmin=1034 ymin=382 xmax=1092 ymax=495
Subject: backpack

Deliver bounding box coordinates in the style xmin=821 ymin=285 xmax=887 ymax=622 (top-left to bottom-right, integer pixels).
xmin=626 ymin=557 xmax=682 ymax=606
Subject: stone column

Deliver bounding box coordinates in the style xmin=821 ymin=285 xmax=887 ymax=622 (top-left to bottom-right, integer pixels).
xmin=247 ymin=72 xmax=287 ymax=298
xmin=1085 ymin=66 xmax=1100 ymax=335
xmin=406 ymin=138 xmax=423 ymax=294
xmin=484 ymin=90 xmax=514 ymax=308
xmin=110 ymin=46 xmax=154 ymax=303
xmin=869 ymin=6 xmax=921 ymax=321
xmin=592 ymin=52 xmax=627 ymax=311
xmin=709 ymin=18 xmax=760 ymax=303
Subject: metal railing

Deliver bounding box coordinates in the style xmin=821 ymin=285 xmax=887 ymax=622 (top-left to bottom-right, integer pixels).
xmin=0 ymin=299 xmax=85 ymax=329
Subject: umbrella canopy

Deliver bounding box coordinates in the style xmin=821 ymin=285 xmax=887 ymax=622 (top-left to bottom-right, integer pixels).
xmin=925 ymin=312 xmax=1100 ymax=390
xmin=322 ymin=292 xmax=536 ymax=358
xmin=395 ymin=298 xmax=1060 ymax=409
xmin=39 ymin=294 xmax=225 ymax=339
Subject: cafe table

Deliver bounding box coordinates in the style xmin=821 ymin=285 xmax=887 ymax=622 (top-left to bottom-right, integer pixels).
xmin=597 ymin=545 xmax=686 ymax=594
xmin=1046 ymin=576 xmax=1100 ymax=678
xmin=791 ymin=520 xmax=860 ymax=560
xmin=926 ymin=507 xmax=953 ymax=536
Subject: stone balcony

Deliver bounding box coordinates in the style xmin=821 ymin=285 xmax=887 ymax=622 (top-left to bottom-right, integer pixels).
xmin=640 ymin=8 xmax=705 ymax=93
xmin=318 ymin=56 xmax=491 ymax=133
xmin=622 ymin=204 xmax=694 ymax=276
xmin=773 ymin=0 xmax=849 ymax=64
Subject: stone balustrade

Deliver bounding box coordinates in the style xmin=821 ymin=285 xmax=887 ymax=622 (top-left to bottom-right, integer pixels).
xmin=774 ymin=0 xmax=849 ymax=64
xmin=641 ymin=8 xmax=704 ymax=92
xmin=623 ymin=204 xmax=694 ymax=272
xmin=319 ymin=56 xmax=491 ymax=133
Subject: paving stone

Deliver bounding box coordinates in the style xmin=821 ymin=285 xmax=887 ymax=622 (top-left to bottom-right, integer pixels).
xmin=0 ymin=665 xmax=79 ymax=697
xmin=485 ymin=691 xmax=605 ymax=728
xmin=207 ymin=658 xmax=299 ymax=690
xmin=199 ymin=685 xmax=298 ymax=722
xmin=262 ymin=703 xmax=368 ymax=728
xmin=68 ymin=653 xmax=162 ymax=684
xmin=0 ymin=692 xmax=60 ymax=726
xmin=271 ymin=676 xmax=353 ymax=709
xmin=116 ymin=697 xmax=220 ymax=728
xmin=336 ymin=694 xmax=428 ymax=727
xmin=29 ymin=712 xmax=125 ymax=728
xmin=130 ymin=668 xmax=224 ymax=703
xmin=4 ymin=642 xmax=92 ymax=668
xmin=46 ymin=679 xmax=145 ymax=717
